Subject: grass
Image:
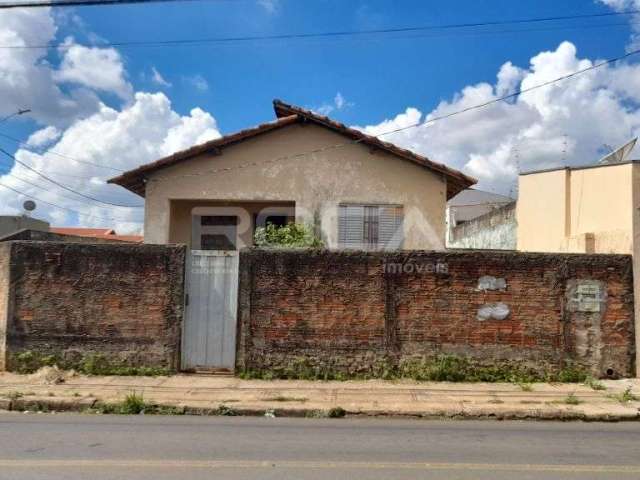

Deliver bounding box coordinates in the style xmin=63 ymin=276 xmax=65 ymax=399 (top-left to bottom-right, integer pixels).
xmin=609 ymin=387 xmax=638 ymax=403
xmin=564 ymin=393 xmax=581 ymax=405
xmin=240 ymin=356 xmax=591 ymax=385
xmin=517 ymin=383 xmax=533 ymax=392
xmin=586 ymin=377 xmax=606 ymax=391
xmin=327 ymin=407 xmax=346 ymax=418
xmin=1 ymin=391 xmax=25 ymax=400
xmin=9 ymin=351 xmax=173 ymax=377
xmin=92 ymin=393 xmax=184 ymax=415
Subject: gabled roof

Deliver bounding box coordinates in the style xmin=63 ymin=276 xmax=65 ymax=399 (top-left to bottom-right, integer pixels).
xmin=109 ymin=99 xmax=476 ymax=199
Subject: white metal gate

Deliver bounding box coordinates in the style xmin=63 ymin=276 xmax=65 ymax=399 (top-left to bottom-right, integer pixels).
xmin=182 ymin=250 xmax=239 ymax=371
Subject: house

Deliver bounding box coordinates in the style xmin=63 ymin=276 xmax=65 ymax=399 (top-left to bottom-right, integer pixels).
xmin=0 ymin=215 xmax=49 ymax=238
xmin=109 ymin=100 xmax=476 ymax=251
xmin=50 ymin=227 xmax=143 ymax=243
xmin=445 ymin=189 xmax=515 ymax=249
xmin=517 ymin=161 xmax=639 ymax=254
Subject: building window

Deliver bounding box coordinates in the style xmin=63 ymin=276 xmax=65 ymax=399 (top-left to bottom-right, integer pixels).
xmin=197 ymin=215 xmax=238 ymax=250
xmin=338 ymin=204 xmax=403 ymax=250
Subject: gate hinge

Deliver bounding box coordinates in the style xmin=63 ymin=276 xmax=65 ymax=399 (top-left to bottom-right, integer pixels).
xmin=185 ymin=294 xmax=189 ymax=307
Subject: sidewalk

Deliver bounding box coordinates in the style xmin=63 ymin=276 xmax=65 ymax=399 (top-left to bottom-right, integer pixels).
xmin=1 ymin=369 xmax=639 ymax=420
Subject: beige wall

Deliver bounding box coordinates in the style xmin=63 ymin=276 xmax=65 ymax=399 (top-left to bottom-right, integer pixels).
xmin=517 ymin=163 xmax=634 ymax=254
xmin=144 ymin=123 xmax=448 ymax=250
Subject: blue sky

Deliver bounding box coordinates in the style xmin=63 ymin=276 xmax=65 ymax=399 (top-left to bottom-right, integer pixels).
xmin=4 ymin=0 xmax=633 ymax=137
xmin=1 ymin=0 xmax=640 ymax=230
xmin=70 ymin=0 xmax=632 ymax=129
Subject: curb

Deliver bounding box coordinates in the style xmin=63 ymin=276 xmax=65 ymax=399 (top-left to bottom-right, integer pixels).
xmin=0 ymin=398 xmax=639 ymax=421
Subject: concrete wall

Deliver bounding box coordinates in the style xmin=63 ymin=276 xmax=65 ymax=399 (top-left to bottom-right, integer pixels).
xmin=0 ymin=229 xmax=132 ymax=244
xmin=0 ymin=242 xmax=186 ymax=372
xmin=144 ymin=123 xmax=448 ymax=250
xmin=517 ymin=164 xmax=634 ymax=254
xmin=0 ymin=217 xmax=49 ymax=239
xmin=238 ymin=249 xmax=635 ymax=378
xmin=448 ymin=203 xmax=516 ymax=250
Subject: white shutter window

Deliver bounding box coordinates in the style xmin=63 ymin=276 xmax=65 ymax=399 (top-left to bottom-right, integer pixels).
xmin=379 ymin=205 xmax=404 ymax=250
xmin=339 ymin=205 xmax=365 ymax=248
xmin=338 ymin=204 xmax=404 ymax=250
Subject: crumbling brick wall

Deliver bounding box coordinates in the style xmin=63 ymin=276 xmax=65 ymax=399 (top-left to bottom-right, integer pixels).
xmin=238 ymin=250 xmax=635 ymax=378
xmin=0 ymin=241 xmax=186 ymax=372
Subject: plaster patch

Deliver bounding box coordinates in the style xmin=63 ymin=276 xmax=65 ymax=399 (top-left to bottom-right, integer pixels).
xmin=477 ymin=275 xmax=507 ymax=291
xmin=477 ymin=302 xmax=510 ymax=321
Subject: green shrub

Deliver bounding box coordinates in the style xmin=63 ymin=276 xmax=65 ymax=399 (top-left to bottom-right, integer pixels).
xmin=120 ymin=392 xmax=147 ymax=414
xmin=254 ymin=222 xmax=323 ymax=248
xmin=9 ymin=351 xmax=171 ymax=377
xmin=564 ymin=393 xmax=581 ymax=405
xmin=555 ymin=365 xmax=589 ymax=383
xmin=327 ymin=407 xmax=346 ymax=418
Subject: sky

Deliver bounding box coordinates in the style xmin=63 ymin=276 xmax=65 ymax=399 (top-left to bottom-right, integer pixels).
xmin=1 ymin=0 xmax=640 ymax=233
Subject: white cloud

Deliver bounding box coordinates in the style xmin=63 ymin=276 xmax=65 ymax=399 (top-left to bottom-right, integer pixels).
xmin=598 ymin=0 xmax=640 ymax=50
xmin=0 ymin=92 xmax=221 ymax=233
xmin=0 ymin=8 xmax=100 ymax=126
xmin=257 ymin=0 xmax=279 ymax=14
xmin=54 ymin=39 xmax=132 ymax=99
xmin=150 ymin=66 xmax=171 ymax=88
xmin=358 ymin=41 xmax=640 ymax=194
xmin=0 ymin=9 xmax=221 ymax=233
xmin=26 ymin=126 xmax=61 ymax=147
xmin=184 ymin=74 xmax=209 ymax=92
xmin=315 ymin=92 xmax=354 ymax=115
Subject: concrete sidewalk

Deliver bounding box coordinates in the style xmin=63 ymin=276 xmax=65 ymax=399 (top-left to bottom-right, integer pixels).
xmin=1 ymin=370 xmax=639 ymax=420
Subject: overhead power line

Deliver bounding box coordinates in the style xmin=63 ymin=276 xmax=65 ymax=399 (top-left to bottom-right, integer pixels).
xmin=373 ymin=46 xmax=640 ymax=138
xmin=0 ymin=180 xmax=140 ymax=223
xmin=0 ymin=132 xmax=124 ymax=172
xmin=1 ymin=10 xmax=640 ymax=49
xmin=0 ymin=147 xmax=143 ymax=208
xmin=152 ymin=45 xmax=640 ymax=183
xmin=0 ymin=0 xmax=202 ymax=8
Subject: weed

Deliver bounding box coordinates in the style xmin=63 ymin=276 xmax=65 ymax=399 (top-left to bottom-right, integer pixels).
xmin=555 ymin=366 xmax=589 ymax=383
xmin=1 ymin=391 xmax=24 ymax=400
xmin=327 ymin=407 xmax=346 ymax=418
xmin=518 ymin=383 xmax=533 ymax=392
xmin=564 ymin=393 xmax=581 ymax=405
xmin=9 ymin=351 xmax=172 ymax=377
xmin=610 ymin=387 xmax=638 ymax=403
xmin=586 ymin=378 xmax=606 ymax=391
xmin=216 ymin=404 xmax=238 ymax=416
xmin=119 ymin=392 xmax=147 ymax=414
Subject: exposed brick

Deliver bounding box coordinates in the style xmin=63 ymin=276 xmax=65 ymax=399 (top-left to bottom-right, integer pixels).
xmin=237 ymin=250 xmax=636 ymax=378
xmin=0 ymin=242 xmax=185 ymax=371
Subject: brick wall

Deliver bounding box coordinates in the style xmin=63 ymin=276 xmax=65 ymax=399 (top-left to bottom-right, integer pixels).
xmin=238 ymin=250 xmax=635 ymax=378
xmin=0 ymin=242 xmax=186 ymax=372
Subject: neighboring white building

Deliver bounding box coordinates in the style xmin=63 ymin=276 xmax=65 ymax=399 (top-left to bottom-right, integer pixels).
xmin=446 ymin=189 xmax=515 ymax=249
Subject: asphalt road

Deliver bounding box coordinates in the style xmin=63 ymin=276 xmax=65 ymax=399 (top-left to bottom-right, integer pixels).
xmin=0 ymin=414 xmax=639 ymax=479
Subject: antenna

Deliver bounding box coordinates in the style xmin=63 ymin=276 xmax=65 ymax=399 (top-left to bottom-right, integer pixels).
xmin=22 ymin=200 xmax=36 ymax=217
xmin=598 ymin=138 xmax=637 ymax=165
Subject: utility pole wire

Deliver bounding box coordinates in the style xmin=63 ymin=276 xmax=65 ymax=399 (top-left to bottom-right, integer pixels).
xmin=0 ymin=180 xmax=138 ymax=222
xmin=0 ymin=148 xmax=143 ymax=208
xmin=1 ymin=10 xmax=640 ymax=49
xmin=0 ymin=109 xmax=30 ymax=123
xmin=372 ymin=46 xmax=640 ymax=139
xmin=0 ymin=0 xmax=203 ymax=8
xmin=149 ymin=45 xmax=640 ymax=183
